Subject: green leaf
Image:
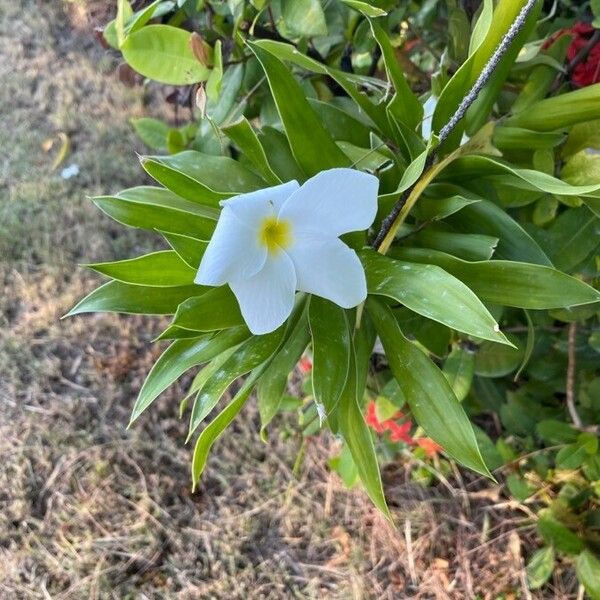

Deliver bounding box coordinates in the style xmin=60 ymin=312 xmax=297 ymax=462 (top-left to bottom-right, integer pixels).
xmin=173 ymin=287 xmax=244 ymax=332
xmin=337 ymin=339 xmax=390 ymax=517
xmin=115 ymin=0 xmax=131 ymax=48
xmin=362 ymin=250 xmax=509 ymax=345
xmin=369 ymin=20 xmax=423 ymax=131
xmin=121 ymin=25 xmax=209 ymax=85
xmin=468 ymin=0 xmax=493 ymax=55
xmin=248 ymin=42 xmax=349 ymax=177
xmin=206 ymin=40 xmax=223 ymax=102
xmin=67 ymin=281 xmax=198 ymax=316
xmin=556 ymin=443 xmax=588 ymax=470
xmin=308 ymin=99 xmax=372 ymax=147
xmin=446 ymin=199 xmax=552 ymax=266
xmin=257 ymin=311 xmax=310 ymax=434
xmin=253 ymin=40 xmax=391 ymax=138
xmin=368 ymin=298 xmax=491 ymax=478
xmin=281 ymin=0 xmax=327 ymax=37
xmin=126 ymin=0 xmax=175 ymax=35
xmin=536 ymin=420 xmax=578 ymax=445
xmin=391 ymin=248 xmax=600 ymax=309
xmin=131 ymin=117 xmax=169 ymax=150
xmin=341 ymin=0 xmax=387 ymax=17
xmin=526 ymin=546 xmax=555 ymax=590
xmin=191 ymin=373 xmax=256 ymax=490
xmin=222 ymin=118 xmax=281 ymax=185
xmin=86 ymin=250 xmax=196 ymax=287
xmin=411 ymin=230 xmax=498 ymax=262
xmin=475 ymin=334 xmax=524 ymax=378
xmin=188 ymin=327 xmax=284 ymax=438
xmin=141 ymin=151 xmax=265 ymax=207
xmin=443 ymin=346 xmax=475 ymax=401
xmin=130 ymin=328 xmax=248 ymax=423
xmin=93 ymin=186 xmax=217 ymax=240
xmin=576 ymin=551 xmax=600 ymax=600
xmin=413 ymin=192 xmax=481 ymax=222
xmin=507 ymin=83 xmax=600 ymax=131
xmin=308 ymin=297 xmax=351 ymax=428
xmin=161 ymin=232 xmax=207 ymax=269
xmin=537 ymin=512 xmax=584 ymax=555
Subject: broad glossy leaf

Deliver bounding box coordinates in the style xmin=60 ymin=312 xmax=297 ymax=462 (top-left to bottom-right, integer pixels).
xmin=413 ymin=192 xmax=481 ymax=222
xmin=222 ymin=118 xmax=281 ymax=185
xmin=131 ymin=117 xmax=169 ymax=150
xmin=126 ymin=0 xmax=175 ymax=35
xmin=362 ymin=250 xmax=509 ymax=345
xmin=206 ymin=40 xmax=223 ymax=102
xmin=188 ymin=327 xmax=284 ymax=437
xmin=257 ymin=311 xmax=310 ymax=434
xmin=142 ymin=151 xmax=265 ymax=206
xmin=337 ymin=340 xmax=390 ymax=517
xmin=173 ymin=287 xmax=244 ymax=332
xmin=392 ymin=247 xmax=600 ymax=309
xmin=281 ymin=0 xmax=327 ymax=37
xmin=368 ymin=298 xmax=491 ymax=478
xmin=86 ymin=250 xmax=195 ymax=287
xmin=161 ymin=232 xmax=207 ymax=269
xmin=121 ymin=25 xmax=209 ymax=85
xmin=131 ymin=328 xmax=248 ymax=423
xmin=94 ymin=186 xmax=217 ymax=239
xmin=67 ymin=281 xmax=199 ymax=316
xmin=308 ymin=297 xmax=351 ymax=428
xmin=341 ymin=0 xmax=387 ymax=17
xmin=308 ymin=99 xmax=372 ymax=147
xmin=248 ymin=43 xmax=349 ymax=177
xmin=257 ymin=126 xmax=305 ymax=182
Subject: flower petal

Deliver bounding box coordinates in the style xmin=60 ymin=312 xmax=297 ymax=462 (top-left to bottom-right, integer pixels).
xmin=195 ymin=205 xmax=267 ymax=286
xmin=230 ymin=251 xmax=297 ymax=335
xmin=222 ymin=180 xmax=299 ymax=228
xmin=278 ymin=168 xmax=378 ymax=236
xmin=286 ymin=234 xmax=367 ymax=308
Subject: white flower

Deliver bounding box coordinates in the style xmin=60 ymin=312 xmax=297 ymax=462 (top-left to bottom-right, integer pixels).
xmin=195 ymin=168 xmax=379 ymax=335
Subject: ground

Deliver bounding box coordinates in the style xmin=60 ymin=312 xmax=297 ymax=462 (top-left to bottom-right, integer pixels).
xmin=0 ymin=2 xmax=583 ymax=598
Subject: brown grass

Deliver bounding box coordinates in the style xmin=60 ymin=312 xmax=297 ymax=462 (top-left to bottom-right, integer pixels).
xmin=0 ymin=1 xmax=583 ymax=598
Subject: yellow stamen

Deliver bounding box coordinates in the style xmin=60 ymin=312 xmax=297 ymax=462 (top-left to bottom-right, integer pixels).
xmin=258 ymin=216 xmax=292 ymax=254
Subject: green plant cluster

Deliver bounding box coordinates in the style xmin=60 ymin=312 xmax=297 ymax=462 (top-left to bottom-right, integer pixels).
xmin=72 ymin=0 xmax=600 ymax=595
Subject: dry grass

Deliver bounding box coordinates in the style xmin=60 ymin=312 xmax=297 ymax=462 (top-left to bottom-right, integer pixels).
xmin=0 ymin=1 xmax=583 ymax=598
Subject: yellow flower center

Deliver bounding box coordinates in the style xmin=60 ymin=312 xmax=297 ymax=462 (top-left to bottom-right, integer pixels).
xmin=258 ymin=216 xmax=292 ymax=254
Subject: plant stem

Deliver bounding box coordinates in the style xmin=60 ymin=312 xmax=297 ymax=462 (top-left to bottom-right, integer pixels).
xmin=566 ymin=322 xmax=582 ymax=428
xmin=373 ymin=0 xmax=538 ymax=252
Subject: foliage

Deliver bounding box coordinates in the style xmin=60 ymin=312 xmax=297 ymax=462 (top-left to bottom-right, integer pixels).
xmin=72 ymin=0 xmax=600 ymax=594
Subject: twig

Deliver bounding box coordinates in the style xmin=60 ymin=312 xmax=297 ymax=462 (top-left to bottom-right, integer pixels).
xmin=372 ymin=0 xmax=538 ymax=251
xmin=566 ymin=322 xmax=582 ymax=428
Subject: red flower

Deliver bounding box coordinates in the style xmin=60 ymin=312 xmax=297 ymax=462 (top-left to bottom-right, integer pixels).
xmin=544 ymin=22 xmax=600 ymax=87
xmin=298 ymin=356 xmax=312 ymax=374
xmin=365 ymin=401 xmax=414 ymax=443
xmin=415 ymin=438 xmax=443 ymax=458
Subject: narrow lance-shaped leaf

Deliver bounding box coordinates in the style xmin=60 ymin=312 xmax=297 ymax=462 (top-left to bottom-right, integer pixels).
xmin=191 ymin=371 xmax=259 ymax=490
xmin=173 ymin=287 xmax=245 ymax=332
xmin=248 ymin=42 xmax=349 ymax=177
xmin=308 ymin=297 xmax=351 ymax=431
xmin=361 ymin=249 xmax=510 ymax=345
xmin=93 ymin=186 xmax=218 ymax=240
xmin=85 ymin=250 xmax=196 ymax=287
xmin=160 ymin=232 xmax=207 ymax=269
xmin=130 ymin=327 xmax=249 ymax=424
xmin=222 ymin=118 xmax=281 ymax=186
xmin=257 ymin=311 xmax=310 ymax=435
xmin=337 ymin=329 xmax=390 ymax=517
xmin=367 ymin=298 xmax=492 ymax=478
xmin=188 ymin=327 xmax=285 ymax=438
xmin=391 ymin=247 xmax=600 ymax=309
xmin=66 ymin=281 xmax=200 ymax=317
